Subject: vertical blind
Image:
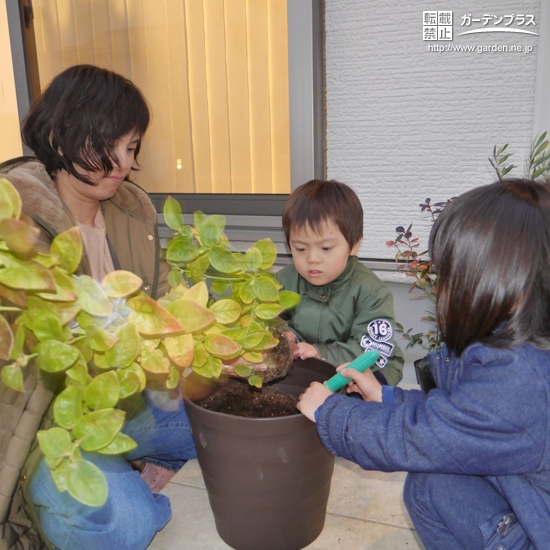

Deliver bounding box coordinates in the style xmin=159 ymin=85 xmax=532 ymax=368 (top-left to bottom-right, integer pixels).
xmin=32 ymin=0 xmax=291 ymax=194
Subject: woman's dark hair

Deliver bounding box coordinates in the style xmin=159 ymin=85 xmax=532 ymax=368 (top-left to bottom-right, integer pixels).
xmin=22 ymin=64 xmax=150 ymax=185
xmin=282 ymin=179 xmax=363 ymax=248
xmin=430 ymin=178 xmax=550 ymax=356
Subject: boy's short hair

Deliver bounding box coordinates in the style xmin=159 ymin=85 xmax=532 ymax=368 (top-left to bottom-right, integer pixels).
xmin=22 ymin=64 xmax=150 ymax=185
xmin=282 ymin=179 xmax=363 ymax=248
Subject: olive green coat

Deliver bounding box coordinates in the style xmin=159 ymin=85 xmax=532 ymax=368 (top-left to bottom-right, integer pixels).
xmin=0 ymin=157 xmax=169 ymax=549
xmin=277 ymin=257 xmax=404 ymax=386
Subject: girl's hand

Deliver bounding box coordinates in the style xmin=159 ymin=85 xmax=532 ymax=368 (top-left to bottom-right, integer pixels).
xmin=295 ymin=342 xmax=320 ymax=360
xmin=297 ymin=382 xmax=332 ymax=422
xmin=340 ymin=367 xmax=383 ymax=402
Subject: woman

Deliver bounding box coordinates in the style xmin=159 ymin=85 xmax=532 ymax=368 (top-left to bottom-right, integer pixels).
xmin=0 ymin=65 xmax=196 ymax=550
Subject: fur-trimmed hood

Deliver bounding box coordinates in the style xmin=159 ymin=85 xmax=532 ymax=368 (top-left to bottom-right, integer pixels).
xmin=0 ymin=157 xmax=157 ymax=233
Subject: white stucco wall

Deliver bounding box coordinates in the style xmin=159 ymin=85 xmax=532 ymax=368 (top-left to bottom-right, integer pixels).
xmin=325 ymin=0 xmax=541 ymax=259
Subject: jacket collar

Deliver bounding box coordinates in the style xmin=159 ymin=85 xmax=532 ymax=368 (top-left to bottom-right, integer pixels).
xmin=0 ymin=157 xmax=157 ymax=234
xmin=300 ymin=256 xmax=358 ymax=301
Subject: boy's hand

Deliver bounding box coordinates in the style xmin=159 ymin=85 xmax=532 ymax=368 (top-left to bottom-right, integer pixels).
xmin=338 ymin=366 xmax=383 ymax=402
xmin=295 ymin=342 xmax=320 ymax=360
xmin=297 ymin=382 xmax=332 ymax=422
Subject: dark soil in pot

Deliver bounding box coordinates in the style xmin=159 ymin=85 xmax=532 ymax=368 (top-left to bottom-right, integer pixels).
xmin=414 ymin=356 xmax=437 ymax=394
xmin=199 ymin=383 xmax=298 ymax=418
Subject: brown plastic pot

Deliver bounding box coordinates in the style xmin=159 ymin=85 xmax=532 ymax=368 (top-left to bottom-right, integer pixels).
xmin=184 ymin=357 xmax=336 ymax=550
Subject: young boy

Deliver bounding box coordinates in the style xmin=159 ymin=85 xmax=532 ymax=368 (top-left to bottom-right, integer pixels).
xmin=277 ymin=179 xmax=404 ymax=386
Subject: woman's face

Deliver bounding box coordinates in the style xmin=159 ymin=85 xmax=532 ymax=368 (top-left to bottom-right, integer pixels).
xmin=71 ymin=131 xmax=140 ymax=201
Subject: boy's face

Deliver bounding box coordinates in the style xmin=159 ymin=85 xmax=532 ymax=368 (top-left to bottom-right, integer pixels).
xmin=289 ymin=219 xmax=360 ymax=286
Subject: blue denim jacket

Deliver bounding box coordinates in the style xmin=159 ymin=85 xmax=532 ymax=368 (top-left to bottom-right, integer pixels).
xmin=316 ymin=342 xmax=550 ymax=548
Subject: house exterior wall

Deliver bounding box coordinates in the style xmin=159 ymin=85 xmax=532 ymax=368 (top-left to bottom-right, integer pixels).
xmin=325 ymin=0 xmax=541 ymax=259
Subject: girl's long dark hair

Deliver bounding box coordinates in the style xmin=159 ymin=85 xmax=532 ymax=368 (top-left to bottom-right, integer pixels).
xmin=430 ymin=179 xmax=550 ymax=356
xmin=22 ymin=64 xmax=150 ymax=185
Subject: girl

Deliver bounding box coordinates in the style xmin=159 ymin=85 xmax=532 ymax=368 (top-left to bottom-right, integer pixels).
xmin=298 ymin=179 xmax=550 ymax=549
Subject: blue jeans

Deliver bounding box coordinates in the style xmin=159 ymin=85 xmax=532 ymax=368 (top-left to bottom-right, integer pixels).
xmin=29 ymin=388 xmax=197 ymax=550
xmin=404 ymin=473 xmax=533 ymax=550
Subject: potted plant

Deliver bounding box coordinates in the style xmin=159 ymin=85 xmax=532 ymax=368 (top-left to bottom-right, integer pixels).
xmin=386 ymin=132 xmax=550 ymax=393
xmin=0 ymin=179 xmax=334 ymax=549
xmin=162 ymin=198 xmax=336 ymax=550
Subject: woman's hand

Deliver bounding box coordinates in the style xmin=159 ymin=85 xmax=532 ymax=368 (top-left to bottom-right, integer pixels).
xmin=338 ymin=365 xmax=383 ymax=402
xmin=221 ymin=359 xmax=267 ymax=377
xmin=297 ymin=382 xmax=333 ymax=422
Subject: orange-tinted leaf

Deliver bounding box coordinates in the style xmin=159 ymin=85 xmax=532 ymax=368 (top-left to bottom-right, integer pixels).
xmin=164 ymin=333 xmax=194 ymax=368
xmin=204 ymin=334 xmax=241 ymax=359
xmin=0 ymin=315 xmax=13 ymax=361
xmin=168 ymin=299 xmax=216 ymax=333
xmin=51 ymin=227 xmax=82 ymax=275
xmin=128 ymin=296 xmax=185 ymax=336
xmin=102 ymin=271 xmax=143 ymax=298
xmin=0 ymin=218 xmax=40 ymax=255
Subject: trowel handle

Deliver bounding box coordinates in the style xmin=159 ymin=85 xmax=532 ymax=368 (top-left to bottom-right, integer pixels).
xmin=323 ymin=350 xmax=380 ymax=392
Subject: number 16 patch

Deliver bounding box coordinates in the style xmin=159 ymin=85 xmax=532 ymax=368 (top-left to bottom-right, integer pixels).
xmin=367 ymin=319 xmax=393 ymax=343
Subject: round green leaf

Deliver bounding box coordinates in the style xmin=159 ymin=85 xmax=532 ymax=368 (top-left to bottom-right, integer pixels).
xmin=240 ymin=333 xmax=267 ymax=350
xmin=209 ymin=299 xmax=242 ymax=325
xmin=51 ymin=227 xmax=83 ymax=275
xmin=164 ymin=333 xmax=194 ymax=367
xmin=121 ymin=362 xmax=146 ymax=392
xmin=183 ymin=281 xmax=209 ymax=306
xmin=208 ymin=247 xmax=241 ymax=274
xmin=0 ymin=218 xmax=40 ymax=255
xmin=245 ymin=246 xmax=263 ymax=272
xmin=0 ymin=314 xmax=13 ymax=360
xmin=66 ymin=358 xmax=89 ymax=385
xmin=254 ymin=239 xmax=277 ymax=269
xmin=37 ymin=427 xmax=73 ymax=459
xmin=36 ymin=340 xmax=80 ymax=373
xmin=1 ymin=364 xmax=23 ymax=392
xmin=233 ymin=364 xmax=253 ymax=377
xmin=166 ymin=236 xmax=200 ymax=264
xmin=84 ymin=371 xmax=120 ymax=411
xmin=211 ymin=278 xmax=230 ymax=296
xmin=102 ymin=270 xmax=143 ymax=298
xmin=0 ymin=256 xmax=56 ymax=292
xmin=72 ymin=408 xmax=125 ymax=451
xmin=98 ymin=432 xmax=138 ymax=455
xmin=140 ymin=348 xmax=170 ymax=373
xmin=248 ymin=375 xmax=262 ymax=388
xmin=254 ymin=303 xmax=285 ymax=320
xmin=239 ymin=279 xmax=256 ymax=304
xmin=198 ymin=215 xmax=225 ymax=246
xmin=105 ymin=322 xmax=140 ymax=368
xmin=75 ymin=275 xmax=112 ymax=317
xmin=54 ymin=385 xmax=83 ymax=429
xmin=116 ymin=368 xmax=141 ymax=398
xmin=167 ymin=366 xmax=180 ymax=389
xmin=67 ymin=458 xmax=108 ymax=507
xmin=205 ymin=334 xmax=241 ymax=359
xmin=86 ymin=325 xmax=118 ymax=352
xmin=0 ymin=178 xmax=22 ymax=221
xmin=278 ymin=290 xmax=300 ymax=310
xmin=168 ymin=299 xmax=216 ymax=333
xmin=187 ymin=253 xmax=210 ymax=281
xmin=163 ymin=196 xmax=185 ymax=231
xmin=128 ymin=296 xmax=185 ymax=336
xmin=253 ymin=276 xmax=279 ymax=302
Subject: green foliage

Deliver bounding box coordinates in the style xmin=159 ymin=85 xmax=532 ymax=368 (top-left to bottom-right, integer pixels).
xmin=0 ymin=179 xmax=298 ymax=508
xmin=163 ymin=198 xmax=299 ymax=387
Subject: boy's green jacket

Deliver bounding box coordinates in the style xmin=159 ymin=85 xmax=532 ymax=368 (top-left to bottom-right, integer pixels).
xmin=276 ymin=257 xmax=404 ymax=386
